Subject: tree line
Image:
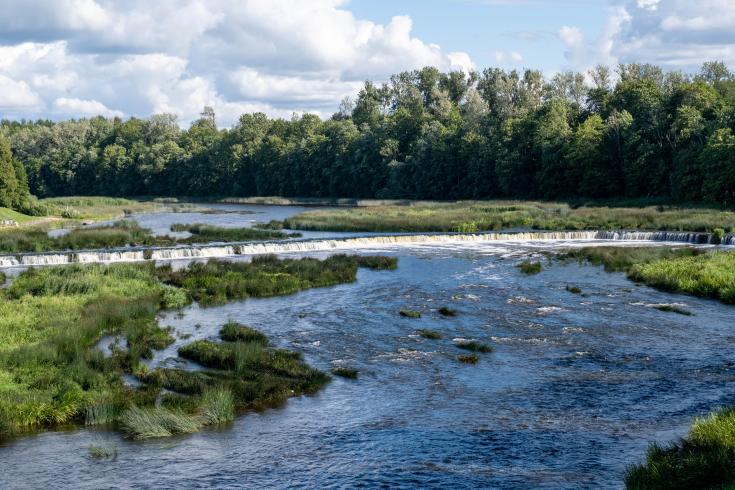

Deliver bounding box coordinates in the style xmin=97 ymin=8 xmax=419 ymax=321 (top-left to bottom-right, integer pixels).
xmin=1 ymin=61 xmax=734 ymax=211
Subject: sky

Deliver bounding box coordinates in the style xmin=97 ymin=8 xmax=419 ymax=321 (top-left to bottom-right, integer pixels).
xmin=0 ymin=0 xmax=733 ymax=126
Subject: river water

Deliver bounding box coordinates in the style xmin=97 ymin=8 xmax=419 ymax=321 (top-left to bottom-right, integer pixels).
xmin=1 ymin=205 xmax=734 ymax=489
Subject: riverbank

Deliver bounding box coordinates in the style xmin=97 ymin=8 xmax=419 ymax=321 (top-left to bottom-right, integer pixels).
xmin=0 ymin=254 xmax=397 ymax=439
xmin=564 ymin=247 xmax=735 ymax=305
xmin=282 ymin=200 xmax=735 ymax=234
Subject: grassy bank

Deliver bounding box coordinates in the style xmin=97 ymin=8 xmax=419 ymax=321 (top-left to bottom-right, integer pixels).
xmin=156 ymin=254 xmax=397 ymax=306
xmin=565 ymin=247 xmax=735 ymax=304
xmin=171 ymin=223 xmax=301 ymax=242
xmin=0 ymin=221 xmax=302 ymax=254
xmin=625 ymin=408 xmax=735 ymax=488
xmin=282 ymin=201 xmax=735 ymax=233
xmin=0 ymin=253 xmax=397 ymax=439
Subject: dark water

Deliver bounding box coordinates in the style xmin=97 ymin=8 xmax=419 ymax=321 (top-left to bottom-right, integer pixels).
xmin=2 ymin=243 xmax=734 ymax=489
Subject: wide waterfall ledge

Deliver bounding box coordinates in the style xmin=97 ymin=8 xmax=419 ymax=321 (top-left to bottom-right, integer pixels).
xmin=0 ymin=230 xmax=733 ymax=268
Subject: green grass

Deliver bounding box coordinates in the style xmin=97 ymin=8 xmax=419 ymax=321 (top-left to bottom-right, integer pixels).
xmin=170 ymin=223 xmax=300 ymax=241
xmin=566 ymin=247 xmax=735 ymax=304
xmin=282 ymin=201 xmax=735 ymax=233
xmin=518 ymin=261 xmax=543 ymax=275
xmin=200 ymin=388 xmax=235 ymax=425
xmin=157 ymin=254 xmax=397 ymax=306
xmin=625 ymin=408 xmax=735 ymax=489
xmin=399 ymin=308 xmax=422 ymax=318
xmin=455 ymin=340 xmax=493 ymax=353
xmin=458 ymin=354 xmax=480 ymax=364
xmin=0 ymin=219 xmax=309 ymax=254
xmin=0 ymin=254 xmax=396 ymax=440
xmin=220 ymin=321 xmax=268 ymax=344
xmin=417 ymin=329 xmax=442 ymax=340
xmin=331 ymin=367 xmax=359 ymax=379
xmin=653 ymin=304 xmax=693 ymax=316
xmin=0 ymin=207 xmax=35 ymax=225
xmin=87 ymin=443 xmax=117 ymax=459
xmin=120 ymin=405 xmax=202 ymax=440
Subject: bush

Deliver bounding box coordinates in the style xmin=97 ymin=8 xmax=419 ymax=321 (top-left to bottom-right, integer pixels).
xmin=417 ymin=329 xmax=442 ymax=340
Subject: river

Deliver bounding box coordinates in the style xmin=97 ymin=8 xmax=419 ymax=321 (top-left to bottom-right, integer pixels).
xmin=1 ymin=204 xmax=733 ymax=489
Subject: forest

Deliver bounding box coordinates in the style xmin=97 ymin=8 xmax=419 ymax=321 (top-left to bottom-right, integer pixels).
xmin=1 ymin=61 xmax=734 ymax=211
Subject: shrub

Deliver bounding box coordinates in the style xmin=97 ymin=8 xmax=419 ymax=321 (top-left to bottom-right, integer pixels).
xmin=417 ymin=329 xmax=442 ymax=340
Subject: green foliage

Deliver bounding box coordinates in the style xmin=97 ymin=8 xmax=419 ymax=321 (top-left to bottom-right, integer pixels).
xmin=200 ymin=388 xmax=235 ymax=425
xmin=220 ymin=321 xmax=268 ymax=344
xmin=457 ymin=354 xmax=480 ymax=364
xmin=567 ymin=247 xmax=735 ymax=304
xmin=120 ymin=406 xmax=202 ymax=440
xmin=331 ymin=367 xmax=359 ymax=379
xmin=2 ymin=62 xmax=735 ymax=204
xmin=653 ymin=304 xmax=692 ymax=315
xmin=157 ymin=254 xmax=395 ymax=306
xmin=417 ymin=329 xmax=442 ymax=340
xmin=0 ymin=255 xmax=390 ymax=439
xmin=437 ymin=306 xmax=457 ymax=316
xmin=399 ymin=308 xmax=421 ymax=318
xmin=87 ymin=443 xmax=117 ymax=459
xmin=285 ymin=201 xmax=735 ymax=233
xmin=455 ymin=340 xmax=493 ymax=353
xmin=170 ymin=223 xmax=299 ymax=241
xmin=625 ymin=408 xmax=735 ymax=489
xmin=518 ymin=261 xmax=543 ymax=275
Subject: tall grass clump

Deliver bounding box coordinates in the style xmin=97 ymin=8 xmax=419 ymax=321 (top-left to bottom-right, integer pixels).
xmin=518 ymin=261 xmax=542 ymax=275
xmin=200 ymin=388 xmax=235 ymax=424
xmin=120 ymin=406 xmax=201 ymax=439
xmin=625 ymin=408 xmax=735 ymax=489
xmin=220 ymin=321 xmax=268 ymax=344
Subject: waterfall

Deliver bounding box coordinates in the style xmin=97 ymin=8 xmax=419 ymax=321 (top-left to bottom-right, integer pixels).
xmin=1 ymin=230 xmax=732 ymax=268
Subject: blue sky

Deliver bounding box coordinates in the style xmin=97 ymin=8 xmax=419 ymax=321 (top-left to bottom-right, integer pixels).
xmin=0 ymin=0 xmax=732 ymax=125
xmin=350 ymin=0 xmax=612 ymax=72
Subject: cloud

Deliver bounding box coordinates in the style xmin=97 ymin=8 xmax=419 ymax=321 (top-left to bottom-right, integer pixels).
xmin=0 ymin=75 xmax=42 ymax=111
xmin=494 ymin=50 xmax=524 ymax=64
xmin=0 ymin=0 xmax=474 ymax=126
xmin=53 ymin=97 xmax=123 ymax=118
xmin=559 ymin=1 xmax=735 ymax=72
